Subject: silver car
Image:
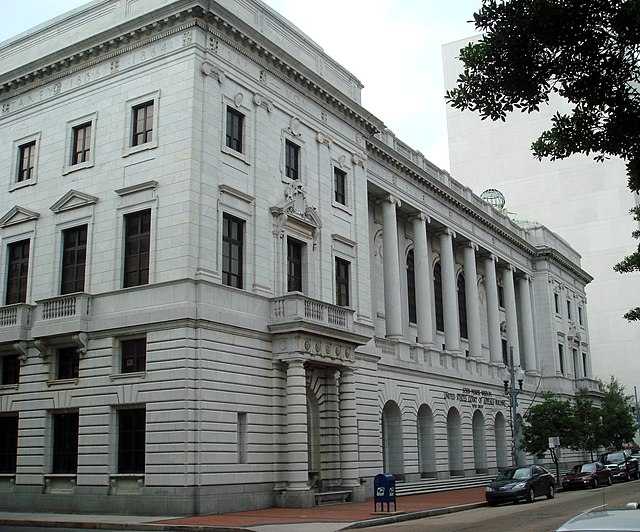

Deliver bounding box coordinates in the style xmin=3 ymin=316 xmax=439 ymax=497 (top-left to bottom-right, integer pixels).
xmin=556 ymin=503 xmax=640 ymax=531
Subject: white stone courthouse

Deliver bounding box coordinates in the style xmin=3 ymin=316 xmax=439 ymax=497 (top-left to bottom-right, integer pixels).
xmin=0 ymin=0 xmax=596 ymax=515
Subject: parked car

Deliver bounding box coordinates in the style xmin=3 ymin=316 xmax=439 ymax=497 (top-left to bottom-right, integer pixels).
xmin=562 ymin=462 xmax=613 ymax=490
xmin=556 ymin=504 xmax=640 ymax=531
xmin=598 ymin=450 xmax=640 ymax=482
xmin=485 ymin=465 xmax=555 ymax=506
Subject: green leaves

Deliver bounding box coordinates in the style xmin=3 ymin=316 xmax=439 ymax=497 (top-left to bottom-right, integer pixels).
xmin=446 ymin=0 xmax=640 ymax=320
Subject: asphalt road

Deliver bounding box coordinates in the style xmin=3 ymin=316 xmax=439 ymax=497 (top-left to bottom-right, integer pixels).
xmin=367 ymin=479 xmax=640 ymax=531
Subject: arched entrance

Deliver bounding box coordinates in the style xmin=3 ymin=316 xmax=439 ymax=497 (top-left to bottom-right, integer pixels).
xmin=472 ymin=409 xmax=487 ymax=473
xmin=382 ymin=401 xmax=404 ymax=480
xmin=417 ymin=404 xmax=436 ymax=478
xmin=447 ymin=407 xmax=463 ymax=476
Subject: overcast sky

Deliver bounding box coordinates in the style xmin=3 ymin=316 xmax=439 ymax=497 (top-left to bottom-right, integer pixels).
xmin=0 ymin=0 xmax=482 ymax=170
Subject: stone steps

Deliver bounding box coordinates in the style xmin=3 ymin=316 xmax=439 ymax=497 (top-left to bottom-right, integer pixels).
xmin=395 ymin=474 xmax=495 ymax=496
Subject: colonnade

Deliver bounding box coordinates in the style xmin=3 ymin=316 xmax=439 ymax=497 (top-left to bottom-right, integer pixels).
xmin=380 ymin=195 xmax=537 ymax=371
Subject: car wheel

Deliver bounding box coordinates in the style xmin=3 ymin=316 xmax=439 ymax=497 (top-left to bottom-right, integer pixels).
xmin=625 ymin=471 xmax=631 ymax=482
xmin=488 ymin=501 xmax=497 ymax=507
xmin=593 ymin=478 xmax=599 ymax=488
xmin=607 ymin=475 xmax=613 ymax=486
xmin=634 ymin=469 xmax=639 ymax=480
xmin=546 ymin=484 xmax=555 ymax=499
xmin=527 ymin=487 xmax=535 ymax=503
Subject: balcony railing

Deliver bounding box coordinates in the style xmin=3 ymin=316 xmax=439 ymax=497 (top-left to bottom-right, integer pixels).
xmin=31 ymin=293 xmax=92 ymax=338
xmin=0 ymin=304 xmax=33 ymax=344
xmin=270 ymin=293 xmax=353 ymax=332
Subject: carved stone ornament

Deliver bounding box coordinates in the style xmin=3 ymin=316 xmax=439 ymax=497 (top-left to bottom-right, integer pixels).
xmin=234 ymin=93 xmax=243 ymax=107
xmin=288 ymin=116 xmax=301 ymax=136
xmin=352 ymin=152 xmax=367 ymax=167
xmin=201 ymin=62 xmax=225 ymax=83
xmin=253 ymin=93 xmax=273 ymax=112
xmin=270 ymin=182 xmax=322 ymax=246
xmin=316 ymin=131 xmax=333 ymax=147
xmin=567 ymin=321 xmax=581 ymax=344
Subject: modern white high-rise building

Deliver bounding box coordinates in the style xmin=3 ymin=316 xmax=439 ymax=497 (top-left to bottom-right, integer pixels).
xmin=444 ymin=36 xmax=640 ymax=394
xmin=0 ymin=1 xmax=595 ymax=516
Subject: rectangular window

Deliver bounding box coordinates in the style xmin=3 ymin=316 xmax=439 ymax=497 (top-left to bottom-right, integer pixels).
xmin=582 ymin=352 xmax=588 ymax=376
xmin=6 ymin=240 xmax=30 ymax=305
xmin=567 ymin=300 xmax=572 ymax=320
xmin=52 ymin=412 xmax=79 ymax=474
xmin=237 ymin=412 xmax=247 ymax=464
xmin=287 ymin=238 xmax=303 ymax=292
xmin=335 ymin=257 xmax=350 ymax=307
xmin=121 ymin=338 xmax=146 ymax=373
xmin=558 ymin=344 xmax=565 ymax=375
xmin=497 ymin=283 xmax=505 ymax=308
xmin=0 ymin=415 xmax=19 ymax=474
xmin=57 ymin=347 xmax=79 ymax=380
xmin=578 ymin=306 xmax=583 ymax=326
xmin=285 ymin=140 xmax=300 ymax=180
xmin=61 ymin=225 xmax=87 ymax=295
xmin=573 ymin=348 xmax=580 ymax=378
xmin=334 ymin=167 xmax=346 ymax=205
xmin=71 ymin=122 xmax=92 ymax=165
xmin=502 ymin=339 xmax=508 ymax=365
xmin=225 ymin=107 xmax=244 ymax=153
xmin=222 ymin=214 xmax=244 ymax=289
xmin=407 ymin=251 xmax=417 ymax=323
xmin=118 ymin=408 xmax=145 ymax=474
xmin=123 ymin=210 xmax=151 ymax=288
xmin=554 ymin=293 xmax=560 ymax=314
xmin=1 ymin=354 xmax=20 ymax=385
xmin=131 ymin=101 xmax=154 ymax=147
xmin=17 ymin=141 xmax=36 ymax=182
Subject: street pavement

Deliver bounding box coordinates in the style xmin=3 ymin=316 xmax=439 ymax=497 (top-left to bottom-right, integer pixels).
xmin=0 ymin=486 xmax=487 ymax=531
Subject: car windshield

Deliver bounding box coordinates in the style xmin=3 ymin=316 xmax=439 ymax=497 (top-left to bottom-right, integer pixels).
xmin=571 ymin=464 xmax=595 ymax=473
xmin=496 ymin=467 xmax=531 ymax=481
xmin=602 ymin=452 xmax=625 ymax=462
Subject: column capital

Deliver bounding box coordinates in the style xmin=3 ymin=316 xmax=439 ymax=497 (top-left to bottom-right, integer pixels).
xmin=464 ymin=241 xmax=479 ymax=252
xmin=436 ymin=227 xmax=456 ymax=239
xmin=409 ymin=212 xmax=431 ymax=224
xmin=481 ymin=252 xmax=498 ymax=263
xmin=377 ymin=194 xmax=401 ymax=208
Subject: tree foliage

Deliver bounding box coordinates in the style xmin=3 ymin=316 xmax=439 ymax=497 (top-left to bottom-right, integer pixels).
xmin=520 ymin=392 xmax=576 ymax=458
xmin=445 ymin=0 xmax=640 ymax=320
xmin=567 ymin=389 xmax=602 ymax=458
xmin=598 ymin=376 xmax=638 ymax=448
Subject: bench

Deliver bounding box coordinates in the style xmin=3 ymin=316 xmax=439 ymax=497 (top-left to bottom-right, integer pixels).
xmin=314 ymin=490 xmax=351 ymax=505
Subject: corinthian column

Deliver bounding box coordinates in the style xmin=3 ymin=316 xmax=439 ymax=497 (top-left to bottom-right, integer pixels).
xmin=518 ymin=275 xmax=537 ymax=372
xmin=439 ymin=229 xmax=459 ymax=354
xmin=463 ymin=243 xmax=482 ymax=358
xmin=381 ymin=196 xmax=403 ymax=339
xmin=412 ymin=214 xmax=434 ymax=346
xmin=286 ymin=359 xmax=309 ymax=490
xmin=339 ymin=368 xmax=360 ymax=488
xmin=502 ymin=265 xmax=521 ymax=367
xmin=483 ymin=255 xmax=502 ymax=364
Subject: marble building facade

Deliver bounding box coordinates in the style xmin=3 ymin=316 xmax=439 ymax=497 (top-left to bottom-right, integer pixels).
xmin=0 ymin=0 xmax=595 ymax=515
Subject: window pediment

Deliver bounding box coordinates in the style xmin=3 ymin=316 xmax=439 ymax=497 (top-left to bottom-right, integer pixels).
xmin=50 ymin=190 xmax=99 ymax=213
xmin=0 ymin=206 xmax=40 ymax=228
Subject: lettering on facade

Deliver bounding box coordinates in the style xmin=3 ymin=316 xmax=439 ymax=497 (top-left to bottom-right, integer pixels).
xmin=1 ymin=36 xmax=181 ymax=118
xmin=444 ymin=387 xmax=507 ymax=409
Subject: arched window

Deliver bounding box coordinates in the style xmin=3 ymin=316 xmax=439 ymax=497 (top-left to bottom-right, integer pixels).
xmin=434 ymin=262 xmax=444 ymax=332
xmin=457 ymin=274 xmax=468 ymax=339
xmin=406 ymin=250 xmax=417 ymax=323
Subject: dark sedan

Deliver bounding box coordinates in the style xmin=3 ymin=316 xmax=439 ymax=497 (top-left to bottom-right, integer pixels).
xmin=562 ymin=462 xmax=613 ymax=490
xmin=486 ymin=465 xmax=555 ymax=506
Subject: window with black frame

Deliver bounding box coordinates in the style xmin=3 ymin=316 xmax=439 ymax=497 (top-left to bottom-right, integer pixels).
xmin=6 ymin=240 xmax=30 ymax=305
xmin=0 ymin=415 xmax=18 ymax=474
xmin=52 ymin=412 xmax=79 ymax=474
xmin=222 ymin=214 xmax=244 ymax=289
xmin=123 ymin=210 xmax=151 ymax=288
xmin=121 ymin=338 xmax=146 ymax=374
xmin=118 ymin=408 xmax=146 ymax=474
xmin=225 ymin=107 xmax=244 ymax=153
xmin=61 ymin=225 xmax=87 ymax=295
xmin=335 ymin=257 xmax=350 ymax=307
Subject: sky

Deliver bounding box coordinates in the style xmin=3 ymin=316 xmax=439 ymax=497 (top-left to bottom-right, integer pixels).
xmin=0 ymin=0 xmax=483 ymax=170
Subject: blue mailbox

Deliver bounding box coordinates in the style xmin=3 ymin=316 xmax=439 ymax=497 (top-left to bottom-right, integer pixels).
xmin=373 ymin=473 xmax=396 ymax=512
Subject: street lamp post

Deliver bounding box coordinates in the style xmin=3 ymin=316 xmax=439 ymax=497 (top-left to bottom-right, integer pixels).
xmin=503 ymin=347 xmax=525 ymax=466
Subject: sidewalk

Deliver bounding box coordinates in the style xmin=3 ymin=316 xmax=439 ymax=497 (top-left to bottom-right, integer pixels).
xmin=0 ymin=486 xmax=487 ymax=531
